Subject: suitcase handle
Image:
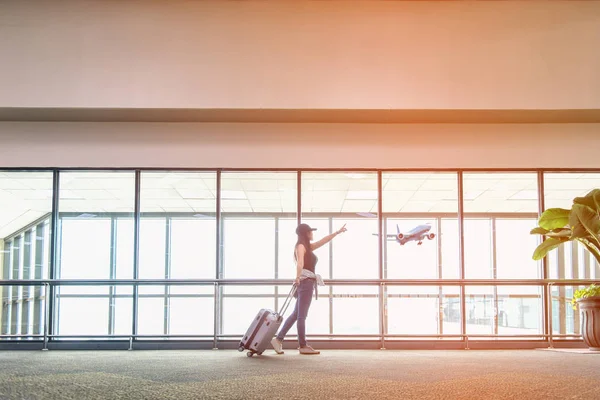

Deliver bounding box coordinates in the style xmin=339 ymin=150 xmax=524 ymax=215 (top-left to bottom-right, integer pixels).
xmin=278 ymin=284 xmax=297 ymax=316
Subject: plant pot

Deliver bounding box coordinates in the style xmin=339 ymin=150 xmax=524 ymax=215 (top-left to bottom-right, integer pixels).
xmin=577 ymin=296 xmax=600 ymax=351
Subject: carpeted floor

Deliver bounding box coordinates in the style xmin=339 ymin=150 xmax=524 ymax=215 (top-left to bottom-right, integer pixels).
xmin=0 ymin=349 xmax=599 ymax=399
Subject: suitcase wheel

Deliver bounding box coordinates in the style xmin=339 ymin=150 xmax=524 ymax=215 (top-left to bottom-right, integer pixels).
xmin=238 ymin=346 xmax=245 ymax=352
xmin=247 ymin=351 xmax=254 ymax=357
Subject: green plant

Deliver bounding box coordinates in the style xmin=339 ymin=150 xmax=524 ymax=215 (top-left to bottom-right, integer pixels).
xmin=531 ymin=189 xmax=600 ymax=309
xmin=531 ymin=188 xmax=600 ymax=264
xmin=571 ymin=284 xmax=600 ymax=310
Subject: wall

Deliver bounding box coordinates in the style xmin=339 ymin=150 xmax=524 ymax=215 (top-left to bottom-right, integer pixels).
xmin=1 ymin=0 xmax=599 ymax=110
xmin=0 ymin=240 xmax=4 ymax=330
xmin=0 ymin=122 xmax=598 ymax=169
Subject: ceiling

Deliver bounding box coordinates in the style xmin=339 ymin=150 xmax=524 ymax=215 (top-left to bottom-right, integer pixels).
xmin=0 ymin=171 xmax=599 ymax=239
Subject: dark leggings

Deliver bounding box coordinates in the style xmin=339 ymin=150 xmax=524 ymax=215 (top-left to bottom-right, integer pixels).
xmin=276 ymin=279 xmax=314 ymax=347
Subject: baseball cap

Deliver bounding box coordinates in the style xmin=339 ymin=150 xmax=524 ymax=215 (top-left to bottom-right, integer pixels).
xmin=296 ymin=223 xmax=317 ymax=235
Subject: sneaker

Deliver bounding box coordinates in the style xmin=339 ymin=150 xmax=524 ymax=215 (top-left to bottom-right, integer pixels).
xmin=271 ymin=338 xmax=284 ymax=354
xmin=299 ymin=345 xmax=320 ymax=355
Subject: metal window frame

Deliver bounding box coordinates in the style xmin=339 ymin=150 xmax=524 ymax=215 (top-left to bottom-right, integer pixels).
xmin=1 ymin=167 xmax=600 ymax=350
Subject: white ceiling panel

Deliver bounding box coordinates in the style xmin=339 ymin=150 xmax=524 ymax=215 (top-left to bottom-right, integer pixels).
xmin=59 ymin=200 xmax=95 ymax=211
xmin=280 ymin=201 xmax=297 ymax=212
xmin=20 ymin=179 xmax=54 ymax=190
xmin=491 ymin=180 xmax=537 ymax=191
xmin=427 ymin=201 xmax=459 ymax=213
xmin=383 ymin=178 xmax=426 ymax=191
xmin=0 ymin=179 xmax=32 ymax=190
xmin=545 ymin=191 xmax=582 ymax=200
xmin=160 ymin=207 xmax=193 ymax=213
xmin=545 ymin=177 xmax=600 ymax=191
xmin=410 ymin=190 xmax=457 ymax=201
xmin=7 ymin=189 xmax=53 ymax=200
xmin=242 ymin=180 xmax=280 ymax=191
xmin=347 ymin=180 xmax=377 ymax=191
xmin=463 ymin=190 xmax=484 ymax=201
xmin=310 ymin=191 xmax=347 ymax=202
xmin=176 ymin=188 xmax=214 ymax=199
xmin=245 ymin=191 xmax=281 ymax=200
xmin=509 ymin=190 xmax=538 ymax=200
xmin=382 ymin=191 xmax=413 ymax=211
xmin=307 ymin=179 xmax=351 ymax=191
xmin=186 ymin=199 xmax=216 ymax=208
xmin=2 ymin=172 xmax=600 ymax=240
xmin=61 ymin=175 xmax=134 ymax=190
xmin=140 ymin=188 xmax=181 ymax=199
xmin=140 ymin=206 xmax=164 ymax=213
xmin=141 ymin=199 xmax=190 ymax=209
xmin=346 ymin=191 xmax=377 ymax=200
xmin=71 ymin=190 xmax=118 ymax=200
xmin=277 ymin=180 xmax=296 ymax=190
xmin=221 ymin=199 xmax=252 ymax=212
xmin=463 ymin=179 xmax=498 ymax=191
xmin=221 ymin=190 xmax=247 ymax=200
xmin=252 ymin=207 xmax=283 ymax=213
xmin=340 ymin=200 xmax=377 ymax=212
xmin=0 ymin=211 xmax=47 ymax=239
xmin=248 ymin=199 xmax=282 ymax=210
xmin=106 ymin=189 xmax=135 ymax=200
xmin=220 ymin=180 xmax=244 ymax=191
xmin=401 ymin=201 xmax=438 ymax=212
xmin=477 ymin=190 xmax=520 ymax=201
xmin=419 ymin=179 xmax=457 ymax=191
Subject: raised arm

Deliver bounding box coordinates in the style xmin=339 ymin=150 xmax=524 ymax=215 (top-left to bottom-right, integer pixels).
xmin=311 ymin=224 xmax=347 ymax=251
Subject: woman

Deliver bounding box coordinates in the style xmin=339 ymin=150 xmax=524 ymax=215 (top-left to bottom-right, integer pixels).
xmin=271 ymin=222 xmax=347 ymax=355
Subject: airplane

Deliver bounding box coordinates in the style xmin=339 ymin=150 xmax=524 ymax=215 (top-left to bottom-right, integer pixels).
xmin=373 ymin=223 xmax=435 ymax=246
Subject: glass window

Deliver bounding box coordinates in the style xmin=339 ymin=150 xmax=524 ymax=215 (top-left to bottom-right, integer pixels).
xmin=385 ymin=218 xmax=438 ymax=280
xmin=497 ymin=286 xmax=542 ymax=336
xmin=302 ymin=173 xmax=378 ymax=279
xmin=544 ymin=173 xmax=600 ymax=210
xmin=59 ymin=219 xmax=112 ymax=279
xmin=333 ymin=297 xmax=379 ymax=335
xmin=169 ymin=297 xmax=214 ymax=336
xmin=544 ymin=173 xmax=600 ymax=280
xmin=464 ymin=219 xmax=493 ymax=279
xmin=387 ymin=286 xmax=459 ymax=336
xmin=138 ymin=296 xmax=166 ymax=337
xmin=441 ymin=219 xmax=459 ymax=279
xmin=382 ymin=173 xmax=458 ymax=279
xmin=222 ymin=286 xmax=275 ymax=336
xmin=138 ymin=218 xmax=167 ymax=282
xmin=57 ymin=296 xmax=109 ymax=337
xmin=58 ymin=171 xmax=135 ymax=282
xmin=0 ymin=172 xmax=53 ymax=279
xmin=171 ymin=219 xmax=215 ymax=279
xmin=463 ymin=173 xmax=540 ymax=279
xmin=223 ymin=218 xmax=275 ymax=279
xmin=278 ymin=218 xmax=330 ymax=279
xmin=551 ymin=284 xmax=584 ymax=338
xmin=140 ymin=172 xmax=217 ymax=284
xmin=221 ymin=172 xmax=296 ymax=280
xmin=496 ymin=219 xmax=540 ymax=279
xmin=274 ymin=289 xmax=330 ymax=336
xmin=465 ymin=286 xmax=495 ymax=336
xmin=113 ymin=297 xmax=133 ymax=336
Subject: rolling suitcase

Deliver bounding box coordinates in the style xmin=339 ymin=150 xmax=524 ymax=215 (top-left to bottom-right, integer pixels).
xmin=238 ymin=285 xmax=297 ymax=357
